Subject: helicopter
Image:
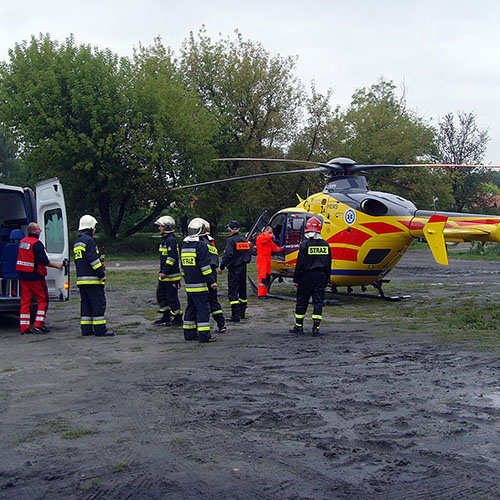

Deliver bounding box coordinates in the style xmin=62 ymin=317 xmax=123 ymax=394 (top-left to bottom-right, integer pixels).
xmin=172 ymin=157 xmax=500 ymax=300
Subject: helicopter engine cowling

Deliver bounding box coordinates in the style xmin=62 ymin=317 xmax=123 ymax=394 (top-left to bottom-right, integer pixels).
xmin=360 ymin=198 xmax=388 ymax=216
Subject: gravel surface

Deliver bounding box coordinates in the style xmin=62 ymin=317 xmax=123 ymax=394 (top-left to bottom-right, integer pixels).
xmin=1 ymin=248 xmax=500 ymax=499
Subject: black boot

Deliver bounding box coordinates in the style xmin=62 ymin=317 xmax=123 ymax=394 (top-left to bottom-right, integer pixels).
xmin=227 ymin=304 xmax=240 ymax=322
xmin=239 ymin=302 xmax=247 ymax=320
xmin=154 ymin=309 xmax=171 ymax=326
xmin=170 ymin=312 xmax=183 ymax=327
xmin=215 ymin=315 xmax=227 ymax=333
xmin=312 ymin=320 xmax=321 ymax=336
xmin=289 ymin=324 xmax=304 ymax=334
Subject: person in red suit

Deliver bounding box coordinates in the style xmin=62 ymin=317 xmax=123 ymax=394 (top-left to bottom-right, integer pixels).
xmin=15 ymin=222 xmax=63 ymax=334
xmin=255 ymin=226 xmax=284 ymax=297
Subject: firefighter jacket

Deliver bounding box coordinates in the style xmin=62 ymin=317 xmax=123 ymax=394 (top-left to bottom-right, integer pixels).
xmin=200 ymin=235 xmax=219 ymax=269
xmin=293 ymin=236 xmax=332 ymax=283
xmin=220 ymin=233 xmax=251 ymax=270
xmin=181 ymin=238 xmax=215 ymax=293
xmin=159 ymin=233 xmax=181 ymax=282
xmin=16 ymin=233 xmax=49 ymax=281
xmin=73 ymin=230 xmax=105 ymax=285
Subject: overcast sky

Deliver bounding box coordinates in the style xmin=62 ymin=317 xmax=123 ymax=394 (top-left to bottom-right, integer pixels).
xmin=2 ymin=0 xmax=499 ymax=162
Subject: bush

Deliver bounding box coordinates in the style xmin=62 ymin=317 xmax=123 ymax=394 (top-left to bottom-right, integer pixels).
xmin=94 ymin=233 xmax=158 ymax=257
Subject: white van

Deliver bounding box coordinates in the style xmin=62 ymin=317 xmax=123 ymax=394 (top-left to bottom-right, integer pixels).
xmin=0 ymin=178 xmax=69 ymax=314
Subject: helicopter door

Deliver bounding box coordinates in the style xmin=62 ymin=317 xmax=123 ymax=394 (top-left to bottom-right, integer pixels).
xmin=246 ymin=209 xmax=271 ymax=254
xmin=35 ymin=179 xmax=69 ymax=301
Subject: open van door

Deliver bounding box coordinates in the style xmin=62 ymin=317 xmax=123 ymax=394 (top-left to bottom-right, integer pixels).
xmin=35 ymin=179 xmax=69 ymax=301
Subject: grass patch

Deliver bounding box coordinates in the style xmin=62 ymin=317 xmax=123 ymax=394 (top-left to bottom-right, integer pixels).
xmin=62 ymin=428 xmax=99 ymax=440
xmin=129 ymin=346 xmax=144 ymax=352
xmin=80 ymin=478 xmax=100 ymax=490
xmin=105 ymin=269 xmax=157 ymax=290
xmin=112 ymin=462 xmax=127 ymax=473
xmin=17 ymin=418 xmax=71 ymax=444
xmin=95 ymin=359 xmax=122 ymax=365
xmin=1 ymin=366 xmax=16 ymax=373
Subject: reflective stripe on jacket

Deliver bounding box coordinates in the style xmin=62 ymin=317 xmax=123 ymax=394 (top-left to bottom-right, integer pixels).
xmin=74 ymin=230 xmax=105 ymax=286
xmin=16 ymin=235 xmax=48 ymax=277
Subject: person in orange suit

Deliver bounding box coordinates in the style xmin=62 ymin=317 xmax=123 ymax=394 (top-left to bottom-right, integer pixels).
xmin=255 ymin=226 xmax=284 ymax=297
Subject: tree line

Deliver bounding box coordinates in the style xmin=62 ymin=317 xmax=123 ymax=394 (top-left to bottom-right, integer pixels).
xmin=0 ymin=29 xmax=496 ymax=238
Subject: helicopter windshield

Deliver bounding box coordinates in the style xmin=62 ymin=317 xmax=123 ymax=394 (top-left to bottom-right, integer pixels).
xmin=323 ymin=176 xmax=368 ymax=194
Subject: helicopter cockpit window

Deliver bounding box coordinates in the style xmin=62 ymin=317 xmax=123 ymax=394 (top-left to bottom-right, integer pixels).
xmin=270 ymin=214 xmax=286 ymax=246
xmin=291 ymin=217 xmax=304 ymax=231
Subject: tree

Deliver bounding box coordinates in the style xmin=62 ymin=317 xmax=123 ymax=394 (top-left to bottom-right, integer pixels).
xmin=0 ymin=129 xmax=30 ymax=185
xmin=119 ymin=39 xmax=217 ymax=236
xmin=180 ymin=28 xmax=303 ymax=230
xmin=291 ymin=79 xmax=448 ymax=209
xmin=0 ymin=35 xmax=216 ymax=237
xmin=432 ymin=112 xmax=491 ymax=211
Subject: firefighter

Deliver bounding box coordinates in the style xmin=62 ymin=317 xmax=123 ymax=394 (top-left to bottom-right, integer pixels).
xmin=193 ymin=217 xmax=226 ymax=333
xmin=16 ymin=222 xmax=63 ymax=334
xmin=255 ymin=226 xmax=284 ymax=298
xmin=219 ymin=220 xmax=251 ymax=322
xmin=153 ymin=215 xmax=182 ymax=327
xmin=289 ymin=216 xmax=332 ymax=336
xmin=181 ymin=218 xmax=217 ymax=343
xmin=73 ymin=215 xmax=114 ymax=337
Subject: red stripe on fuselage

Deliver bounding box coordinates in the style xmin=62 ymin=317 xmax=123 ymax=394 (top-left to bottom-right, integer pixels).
xmin=332 ymin=247 xmax=358 ymax=261
xmin=455 ymin=219 xmax=500 ymax=226
xmin=360 ymin=222 xmax=404 ymax=234
xmin=328 ymin=227 xmax=371 ymax=246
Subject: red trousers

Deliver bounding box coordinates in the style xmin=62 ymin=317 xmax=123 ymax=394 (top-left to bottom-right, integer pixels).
xmin=257 ymin=256 xmax=271 ymax=297
xmin=20 ymin=280 xmax=49 ymax=333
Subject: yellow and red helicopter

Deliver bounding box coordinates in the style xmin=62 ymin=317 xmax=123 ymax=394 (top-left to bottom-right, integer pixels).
xmin=173 ymin=157 xmax=500 ymax=300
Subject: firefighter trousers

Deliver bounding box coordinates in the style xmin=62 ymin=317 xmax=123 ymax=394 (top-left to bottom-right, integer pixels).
xmin=183 ymin=291 xmax=211 ymax=342
xmin=207 ymin=271 xmax=225 ymax=327
xmin=19 ymin=279 xmax=49 ymax=333
xmin=78 ymin=285 xmax=107 ymax=335
xmin=156 ymin=280 xmax=181 ymax=314
xmin=227 ymin=264 xmax=247 ymax=305
xmin=295 ymin=270 xmax=327 ymax=320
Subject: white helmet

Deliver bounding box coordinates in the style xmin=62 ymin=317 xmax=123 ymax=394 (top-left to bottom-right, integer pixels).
xmin=188 ymin=217 xmax=208 ymax=237
xmin=190 ymin=217 xmax=210 ymax=236
xmin=154 ymin=215 xmax=176 ymax=233
xmin=78 ymin=215 xmax=98 ymax=231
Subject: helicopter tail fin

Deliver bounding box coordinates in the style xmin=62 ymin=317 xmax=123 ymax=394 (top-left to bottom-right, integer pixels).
xmin=424 ymin=215 xmax=448 ymax=265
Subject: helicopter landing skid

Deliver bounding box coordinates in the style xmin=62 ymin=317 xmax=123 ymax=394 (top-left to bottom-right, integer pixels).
xmin=248 ymin=276 xmax=339 ymax=305
xmin=330 ymin=280 xmax=410 ymax=302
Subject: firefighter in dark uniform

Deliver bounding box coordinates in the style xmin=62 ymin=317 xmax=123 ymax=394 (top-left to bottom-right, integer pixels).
xmin=181 ymin=218 xmax=217 ymax=343
xmin=219 ymin=220 xmax=251 ymax=322
xmin=73 ymin=215 xmax=114 ymax=337
xmin=193 ymin=217 xmax=226 ymax=333
xmin=153 ymin=215 xmax=182 ymax=326
xmin=290 ymin=216 xmax=332 ymax=336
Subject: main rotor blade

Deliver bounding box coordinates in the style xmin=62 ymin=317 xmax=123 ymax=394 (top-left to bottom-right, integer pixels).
xmin=215 ymin=157 xmax=345 ymax=173
xmin=360 ymin=171 xmax=413 ymax=192
xmin=350 ymin=163 xmax=500 ymax=173
xmin=171 ymin=167 xmax=330 ymax=191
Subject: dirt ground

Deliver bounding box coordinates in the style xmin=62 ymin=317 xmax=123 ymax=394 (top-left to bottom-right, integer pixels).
xmin=1 ymin=247 xmax=500 ymax=500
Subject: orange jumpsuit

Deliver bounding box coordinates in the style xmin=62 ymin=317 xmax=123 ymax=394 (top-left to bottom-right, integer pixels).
xmin=255 ymin=232 xmax=282 ymax=296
